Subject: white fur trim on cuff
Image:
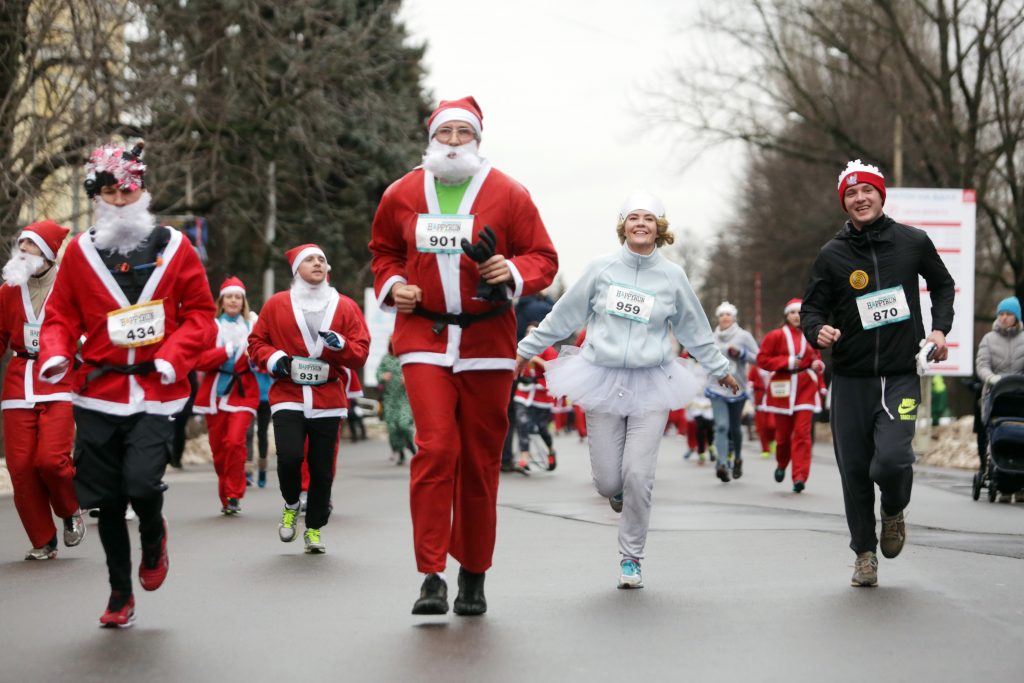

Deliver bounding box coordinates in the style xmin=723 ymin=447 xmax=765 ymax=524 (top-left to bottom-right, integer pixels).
xmin=154 ymin=358 xmax=176 ymax=385
xmin=429 ymin=109 xmax=482 ymax=138
xmin=19 ymin=231 xmax=55 ymax=261
xmin=507 ymin=260 xmax=524 ymax=299
xmin=267 ymin=349 xmax=287 ymax=374
xmin=376 ymin=275 xmax=407 ymax=312
xmin=39 ymin=355 xmax=68 ymax=384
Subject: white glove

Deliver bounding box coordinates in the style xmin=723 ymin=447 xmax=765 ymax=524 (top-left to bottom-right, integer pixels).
xmin=154 ymin=358 xmax=176 ymax=385
xmin=223 ymin=341 xmax=236 ymax=358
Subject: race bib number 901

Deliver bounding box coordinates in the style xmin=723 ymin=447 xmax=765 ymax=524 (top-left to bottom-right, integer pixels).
xmin=606 ymin=283 xmax=655 ymax=324
xmin=856 ymin=286 xmax=910 ymax=331
xmin=291 ymin=357 xmax=330 ymax=385
xmin=415 ymin=214 xmax=475 ymax=254
xmin=107 ymin=300 xmax=166 ymax=349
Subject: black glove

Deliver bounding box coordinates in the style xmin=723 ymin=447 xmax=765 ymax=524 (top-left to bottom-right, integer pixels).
xmin=461 ymin=226 xmax=508 ymax=302
xmin=272 ymin=356 xmax=293 ymax=378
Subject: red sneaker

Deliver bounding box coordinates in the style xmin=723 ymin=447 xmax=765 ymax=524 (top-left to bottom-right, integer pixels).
xmin=139 ymin=518 xmax=169 ymax=591
xmin=99 ymin=593 xmax=136 ymax=628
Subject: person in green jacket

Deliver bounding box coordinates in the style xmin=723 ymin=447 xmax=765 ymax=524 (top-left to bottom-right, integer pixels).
xmin=376 ymin=339 xmax=416 ymax=464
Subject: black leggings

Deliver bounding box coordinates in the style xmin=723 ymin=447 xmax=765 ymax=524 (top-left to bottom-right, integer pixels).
xmin=97 ymin=495 xmax=164 ymax=593
xmin=246 ymin=400 xmax=272 ymax=466
xmin=273 ymin=411 xmax=340 ymax=529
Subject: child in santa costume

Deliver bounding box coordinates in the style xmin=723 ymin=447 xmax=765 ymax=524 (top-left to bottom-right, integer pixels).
xmin=747 ymin=364 xmax=776 ymax=459
xmin=513 ymin=321 xmax=557 ymax=473
xmin=38 ymin=141 xmax=218 ymax=627
xmin=369 ymin=96 xmax=558 ymax=615
xmin=0 ymin=220 xmax=85 ymax=560
xmin=756 ymin=299 xmax=824 ymax=492
xmin=193 ymin=277 xmax=259 ymax=514
xmin=247 ymin=244 xmax=369 ymax=554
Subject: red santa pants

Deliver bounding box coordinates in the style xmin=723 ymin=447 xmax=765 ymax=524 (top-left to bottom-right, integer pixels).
xmin=207 ymin=410 xmax=253 ymax=506
xmin=774 ymin=411 xmax=813 ymax=483
xmin=755 ymin=410 xmax=776 ymax=452
xmin=574 ymin=405 xmax=587 ymax=438
xmin=3 ymin=403 xmax=78 ymax=547
xmin=666 ymin=408 xmax=687 ymax=436
xmin=403 ymin=364 xmax=513 ymax=574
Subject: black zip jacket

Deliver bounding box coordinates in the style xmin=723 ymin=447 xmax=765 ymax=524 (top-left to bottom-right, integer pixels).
xmin=800 ymin=214 xmax=955 ymax=377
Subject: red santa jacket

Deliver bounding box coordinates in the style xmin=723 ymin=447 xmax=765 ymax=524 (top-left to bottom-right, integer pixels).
xmin=38 ymin=228 xmax=217 ymax=416
xmin=748 ymin=365 xmax=772 ymax=409
xmin=0 ymin=277 xmax=73 ymax=409
xmin=247 ymin=288 xmax=370 ymax=418
xmin=756 ymin=323 xmax=823 ymax=414
xmin=514 ymin=345 xmax=557 ymax=408
xmin=369 ymin=164 xmax=558 ymax=372
xmin=193 ymin=318 xmax=260 ymax=415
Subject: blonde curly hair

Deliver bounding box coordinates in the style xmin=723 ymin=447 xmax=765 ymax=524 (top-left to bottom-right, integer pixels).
xmin=616 ymin=215 xmax=675 ymax=248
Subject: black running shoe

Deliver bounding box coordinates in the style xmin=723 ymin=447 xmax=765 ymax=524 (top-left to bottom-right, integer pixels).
xmin=774 ymin=468 xmax=785 ymax=483
xmin=453 ymin=568 xmax=487 ymax=616
xmin=732 ymin=458 xmax=743 ymax=479
xmin=412 ymin=573 xmax=449 ymax=615
xmin=716 ymin=465 xmax=731 ymax=483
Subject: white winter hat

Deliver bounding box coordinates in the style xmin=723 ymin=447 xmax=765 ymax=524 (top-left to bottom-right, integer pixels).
xmin=716 ymin=301 xmax=738 ymax=318
xmin=619 ymin=191 xmax=666 ymax=221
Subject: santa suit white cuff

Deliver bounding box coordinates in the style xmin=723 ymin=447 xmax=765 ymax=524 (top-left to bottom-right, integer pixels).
xmin=154 ymin=358 xmax=176 ymax=385
xmin=267 ymin=349 xmax=288 ymax=374
xmin=507 ymin=260 xmax=524 ymax=299
xmin=377 ymin=275 xmax=407 ymax=313
xmin=39 ymin=355 xmax=69 ymax=384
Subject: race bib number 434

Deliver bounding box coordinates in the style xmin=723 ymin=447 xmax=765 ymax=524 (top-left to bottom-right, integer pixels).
xmin=606 ymin=283 xmax=655 ymax=324
xmin=415 ymin=214 xmax=475 ymax=254
xmin=856 ymin=286 xmax=910 ymax=330
xmin=107 ymin=300 xmax=166 ymax=349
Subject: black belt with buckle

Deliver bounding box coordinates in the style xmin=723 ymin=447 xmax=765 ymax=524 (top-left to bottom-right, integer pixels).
xmin=413 ymin=302 xmax=511 ymax=335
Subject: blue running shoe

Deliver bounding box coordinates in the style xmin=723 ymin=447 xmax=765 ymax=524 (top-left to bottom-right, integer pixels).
xmin=618 ymin=558 xmax=643 ymax=589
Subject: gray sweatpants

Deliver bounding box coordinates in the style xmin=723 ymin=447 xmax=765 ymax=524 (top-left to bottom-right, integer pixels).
xmin=586 ymin=409 xmax=669 ymax=560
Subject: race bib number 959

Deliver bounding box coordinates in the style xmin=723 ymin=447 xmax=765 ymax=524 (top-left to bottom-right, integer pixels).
xmin=856 ymin=286 xmax=910 ymax=331
xmin=606 ymin=283 xmax=655 ymax=324
xmin=107 ymin=300 xmax=166 ymax=349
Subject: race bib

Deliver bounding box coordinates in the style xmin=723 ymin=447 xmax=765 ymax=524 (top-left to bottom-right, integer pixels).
xmin=291 ymin=357 xmax=330 ymax=386
xmin=770 ymin=380 xmax=792 ymax=398
xmin=23 ymin=323 xmax=40 ymax=354
xmin=856 ymin=286 xmax=910 ymax=330
xmin=415 ymin=214 xmax=475 ymax=254
xmin=107 ymin=300 xmax=165 ymax=349
xmin=606 ymin=283 xmax=655 ymax=324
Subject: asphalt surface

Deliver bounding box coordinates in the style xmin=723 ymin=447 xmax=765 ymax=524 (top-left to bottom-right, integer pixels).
xmin=1 ymin=427 xmax=1022 ymax=682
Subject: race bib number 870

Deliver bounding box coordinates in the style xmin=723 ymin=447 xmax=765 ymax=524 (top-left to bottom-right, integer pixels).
xmin=107 ymin=300 xmax=166 ymax=349
xmin=856 ymin=286 xmax=910 ymax=331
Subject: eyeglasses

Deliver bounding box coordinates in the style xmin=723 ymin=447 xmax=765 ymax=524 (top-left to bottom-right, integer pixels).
xmin=434 ymin=126 xmax=476 ymax=143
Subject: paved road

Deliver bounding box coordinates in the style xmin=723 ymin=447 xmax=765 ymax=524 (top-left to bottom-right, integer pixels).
xmin=1 ymin=428 xmax=1022 ymax=682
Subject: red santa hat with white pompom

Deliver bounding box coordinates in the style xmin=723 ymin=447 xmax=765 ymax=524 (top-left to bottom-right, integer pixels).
xmin=286 ymin=244 xmax=329 ymax=276
xmin=427 ymin=96 xmax=484 ymax=139
xmin=837 ymin=159 xmax=886 ymax=210
xmin=784 ymin=298 xmax=802 ymax=314
xmin=219 ymin=276 xmax=246 ymax=297
xmin=19 ymin=219 xmax=70 ymax=262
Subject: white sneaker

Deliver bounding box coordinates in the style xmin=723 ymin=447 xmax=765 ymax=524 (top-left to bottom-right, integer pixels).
xmin=618 ymin=558 xmax=643 ymax=589
xmin=63 ymin=510 xmax=87 ymax=547
xmin=279 ymin=505 xmax=300 ymax=542
xmin=303 ymin=528 xmax=325 ymax=554
xmin=25 ymin=537 xmax=58 ymax=560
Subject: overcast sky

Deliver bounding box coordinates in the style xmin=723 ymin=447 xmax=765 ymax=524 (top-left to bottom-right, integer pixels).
xmin=398 ymin=0 xmax=745 ymax=286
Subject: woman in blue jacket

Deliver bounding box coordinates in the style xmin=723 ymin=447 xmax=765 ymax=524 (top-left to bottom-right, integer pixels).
xmin=516 ymin=192 xmax=738 ymax=589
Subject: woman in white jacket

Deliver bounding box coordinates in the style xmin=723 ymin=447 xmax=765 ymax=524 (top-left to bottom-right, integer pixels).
xmin=516 ymin=192 xmax=738 ymax=589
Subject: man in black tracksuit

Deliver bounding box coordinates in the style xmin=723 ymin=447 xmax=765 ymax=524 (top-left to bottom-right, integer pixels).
xmin=801 ymin=160 xmax=955 ymax=587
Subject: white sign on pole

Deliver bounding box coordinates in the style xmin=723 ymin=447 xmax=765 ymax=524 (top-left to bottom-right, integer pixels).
xmin=884 ymin=188 xmax=976 ymax=376
xmin=362 ymin=287 xmax=396 ymax=388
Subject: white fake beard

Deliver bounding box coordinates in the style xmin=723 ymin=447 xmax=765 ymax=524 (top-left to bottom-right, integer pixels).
xmin=219 ymin=317 xmax=250 ymax=350
xmin=421 ymin=138 xmax=484 ymax=184
xmin=91 ymin=191 xmax=157 ymax=255
xmin=291 ymin=276 xmax=334 ymax=313
xmin=2 ymin=250 xmax=45 ymax=287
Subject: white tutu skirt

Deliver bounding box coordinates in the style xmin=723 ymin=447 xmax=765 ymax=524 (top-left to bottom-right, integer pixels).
xmin=544 ymin=346 xmax=701 ymax=416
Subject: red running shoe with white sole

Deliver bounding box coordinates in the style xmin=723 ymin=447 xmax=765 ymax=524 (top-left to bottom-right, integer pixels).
xmin=99 ymin=593 xmax=136 ymax=628
xmin=139 ymin=518 xmax=169 ymax=591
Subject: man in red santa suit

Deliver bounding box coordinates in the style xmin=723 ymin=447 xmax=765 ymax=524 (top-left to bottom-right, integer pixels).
xmin=756 ymin=299 xmax=824 ymax=493
xmin=369 ymin=96 xmax=558 ymax=616
xmin=248 ymin=244 xmax=370 ymax=554
xmin=193 ymin=277 xmax=259 ymax=515
xmin=0 ymin=219 xmax=85 ymax=560
xmin=38 ymin=141 xmax=218 ymax=628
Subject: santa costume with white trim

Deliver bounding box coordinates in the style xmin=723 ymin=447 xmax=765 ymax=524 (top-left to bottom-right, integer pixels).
xmin=369 ymin=96 xmax=557 ymax=613
xmin=755 ymin=298 xmax=823 ymax=488
xmin=0 ymin=219 xmax=80 ymax=557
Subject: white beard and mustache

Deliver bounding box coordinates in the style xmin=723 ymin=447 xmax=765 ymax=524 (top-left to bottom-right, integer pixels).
xmin=421 ymin=138 xmax=484 ymax=184
xmin=91 ymin=191 xmax=157 ymax=255
xmin=2 ymin=250 xmax=46 ymax=287
xmin=291 ymin=276 xmax=335 ymax=313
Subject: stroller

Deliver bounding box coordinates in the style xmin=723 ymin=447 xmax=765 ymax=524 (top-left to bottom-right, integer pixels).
xmin=973 ymin=375 xmax=1024 ymax=501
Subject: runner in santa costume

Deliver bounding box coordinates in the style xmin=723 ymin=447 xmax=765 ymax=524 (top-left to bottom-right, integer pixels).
xmin=38 ymin=141 xmax=218 ymax=627
xmin=369 ymin=96 xmax=558 ymax=615
xmin=756 ymin=299 xmax=823 ymax=492
xmin=0 ymin=219 xmax=85 ymax=560
xmin=512 ymin=321 xmax=557 ymax=473
xmin=247 ymin=244 xmax=370 ymax=554
xmin=747 ymin=364 xmax=776 ymax=459
xmin=193 ymin=277 xmax=258 ymax=515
